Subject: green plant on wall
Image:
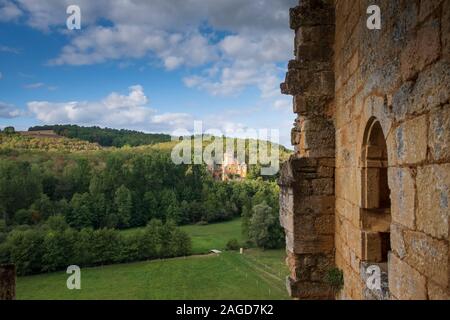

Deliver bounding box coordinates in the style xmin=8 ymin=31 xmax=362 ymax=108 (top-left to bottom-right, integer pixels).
xmin=325 ymin=267 xmax=344 ymax=292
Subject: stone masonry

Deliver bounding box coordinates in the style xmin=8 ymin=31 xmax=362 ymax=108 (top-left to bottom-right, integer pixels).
xmin=0 ymin=264 xmax=16 ymax=300
xmin=280 ymin=0 xmax=450 ymax=300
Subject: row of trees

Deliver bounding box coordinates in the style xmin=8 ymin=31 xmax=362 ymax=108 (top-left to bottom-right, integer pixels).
xmin=0 ymin=152 xmax=278 ymax=230
xmin=0 ymin=134 xmax=101 ymax=152
xmin=29 ymin=125 xmax=171 ymax=147
xmin=0 ymin=216 xmax=191 ymax=276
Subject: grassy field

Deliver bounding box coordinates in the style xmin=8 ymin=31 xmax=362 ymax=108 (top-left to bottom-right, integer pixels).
xmin=16 ymin=250 xmax=289 ymax=300
xmin=122 ymin=218 xmax=244 ymax=254
xmin=16 ymin=218 xmax=289 ymax=300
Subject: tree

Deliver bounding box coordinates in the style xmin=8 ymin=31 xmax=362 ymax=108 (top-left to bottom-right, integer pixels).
xmin=46 ymin=214 xmax=69 ymax=232
xmin=0 ymin=161 xmax=42 ymax=224
xmin=114 ymin=185 xmax=132 ymax=228
xmin=30 ymin=194 xmax=55 ymax=221
xmin=3 ymin=126 xmax=15 ymax=134
xmin=170 ymin=228 xmax=191 ymax=256
xmin=140 ymin=219 xmax=163 ymax=259
xmin=14 ymin=209 xmax=33 ymax=225
xmin=67 ymin=193 xmax=93 ymax=229
xmin=248 ymin=202 xmax=284 ymax=249
xmin=6 ymin=229 xmax=45 ymax=275
xmin=42 ymin=229 xmax=76 ymax=271
xmin=166 ymin=203 xmax=182 ymax=224
xmin=143 ymin=191 xmax=159 ymax=223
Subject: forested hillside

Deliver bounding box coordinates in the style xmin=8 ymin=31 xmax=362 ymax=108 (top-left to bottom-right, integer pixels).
xmin=28 ymin=124 xmax=172 ymax=147
xmin=0 ymin=130 xmax=285 ymax=276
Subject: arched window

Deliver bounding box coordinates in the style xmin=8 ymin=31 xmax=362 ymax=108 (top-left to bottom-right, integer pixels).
xmin=360 ymin=117 xmax=391 ymax=263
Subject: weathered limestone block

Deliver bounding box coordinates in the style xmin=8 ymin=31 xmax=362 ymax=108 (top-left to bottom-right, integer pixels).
xmin=390 ymin=223 xmax=407 ymax=259
xmin=295 ymin=25 xmax=334 ymax=46
xmin=418 ymin=0 xmax=445 ymax=23
xmin=427 ymin=280 xmax=450 ymax=300
xmin=401 ymin=18 xmax=441 ymax=81
xmin=298 ymin=117 xmax=335 ymax=158
xmin=289 ymin=0 xmax=334 ymax=30
xmin=429 ymin=106 xmax=450 ymax=161
xmin=281 ymin=67 xmax=334 ymax=96
xmin=388 ymin=167 xmax=416 ymax=230
xmin=393 ymin=61 xmax=450 ymax=121
xmin=389 ymin=253 xmax=427 ymax=300
xmin=287 ymin=277 xmax=334 ymax=300
xmin=403 ymin=230 xmax=448 ymax=285
xmin=443 ymin=0 xmax=450 ymax=60
xmin=293 ymin=95 xmax=330 ymax=115
xmin=394 ymin=115 xmax=428 ymax=165
xmin=0 ymin=264 xmax=16 ymax=300
xmin=416 ymin=164 xmax=450 ymax=240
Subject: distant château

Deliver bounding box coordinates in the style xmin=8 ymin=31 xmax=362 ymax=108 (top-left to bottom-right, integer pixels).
xmin=208 ymin=152 xmax=247 ymax=181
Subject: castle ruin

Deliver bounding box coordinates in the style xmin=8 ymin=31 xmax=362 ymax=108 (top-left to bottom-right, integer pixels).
xmin=279 ymin=0 xmax=449 ymax=299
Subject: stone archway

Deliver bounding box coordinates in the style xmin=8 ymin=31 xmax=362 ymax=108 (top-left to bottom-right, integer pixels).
xmin=359 ymin=117 xmax=391 ymax=299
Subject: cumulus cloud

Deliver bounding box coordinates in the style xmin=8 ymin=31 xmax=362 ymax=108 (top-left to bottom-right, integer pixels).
xmin=184 ymin=61 xmax=284 ymax=98
xmin=0 ymin=0 xmax=22 ymax=22
xmin=0 ymin=101 xmax=22 ymax=118
xmin=27 ymin=85 xmax=192 ymax=132
xmin=11 ymin=0 xmax=296 ymax=98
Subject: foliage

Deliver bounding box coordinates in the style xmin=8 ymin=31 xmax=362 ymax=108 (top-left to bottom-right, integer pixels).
xmin=225 ymin=238 xmax=240 ymax=251
xmin=247 ymin=202 xmax=284 ymax=249
xmin=325 ymin=267 xmax=344 ymax=292
xmin=0 ymin=133 xmax=101 ymax=152
xmin=28 ymin=124 xmax=171 ymax=147
xmin=0 ymin=219 xmax=191 ymax=275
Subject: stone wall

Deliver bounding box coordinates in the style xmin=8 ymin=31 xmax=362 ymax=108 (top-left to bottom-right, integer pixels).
xmin=280 ymin=0 xmax=450 ymax=300
xmin=279 ymin=0 xmax=336 ymax=299
xmin=0 ymin=264 xmax=16 ymax=300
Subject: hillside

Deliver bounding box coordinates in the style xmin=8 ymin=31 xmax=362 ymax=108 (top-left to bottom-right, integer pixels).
xmin=0 ymin=133 xmax=101 ymax=152
xmin=28 ymin=124 xmax=172 ymax=147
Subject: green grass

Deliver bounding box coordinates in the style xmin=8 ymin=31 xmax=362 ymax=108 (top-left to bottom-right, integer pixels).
xmin=122 ymin=218 xmax=244 ymax=254
xmin=16 ymin=250 xmax=289 ymax=300
xmin=16 ymin=219 xmax=289 ymax=299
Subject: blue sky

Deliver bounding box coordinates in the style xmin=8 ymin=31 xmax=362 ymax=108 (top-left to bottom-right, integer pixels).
xmin=0 ymin=0 xmax=297 ymax=146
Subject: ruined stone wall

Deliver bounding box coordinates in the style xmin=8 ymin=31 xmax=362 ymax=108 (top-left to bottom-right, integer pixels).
xmin=279 ymin=0 xmax=336 ymax=299
xmin=334 ymin=0 xmax=449 ymax=300
xmin=280 ymin=0 xmax=450 ymax=300
xmin=0 ymin=264 xmax=16 ymax=300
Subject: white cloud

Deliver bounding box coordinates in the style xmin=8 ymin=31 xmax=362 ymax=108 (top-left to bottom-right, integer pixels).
xmin=0 ymin=101 xmax=22 ymax=118
xmin=183 ymin=61 xmax=285 ymax=98
xmin=0 ymin=45 xmax=20 ymax=54
xmin=48 ymin=26 xmax=218 ymax=70
xmin=0 ymin=0 xmax=22 ymax=22
xmin=27 ymin=85 xmax=192 ymax=133
xmin=24 ymin=82 xmax=45 ymax=89
xmin=11 ymin=0 xmax=296 ymax=98
xmin=273 ymin=98 xmax=291 ymax=111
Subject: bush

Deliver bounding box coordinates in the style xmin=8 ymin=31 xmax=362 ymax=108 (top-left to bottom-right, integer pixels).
xmin=247 ymin=202 xmax=284 ymax=249
xmin=225 ymin=239 xmax=240 ymax=251
xmin=325 ymin=268 xmax=344 ymax=292
xmin=0 ymin=220 xmax=192 ymax=275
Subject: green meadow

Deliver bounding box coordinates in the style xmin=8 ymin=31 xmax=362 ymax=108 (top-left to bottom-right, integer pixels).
xmin=122 ymin=218 xmax=244 ymax=254
xmin=16 ymin=219 xmax=289 ymax=300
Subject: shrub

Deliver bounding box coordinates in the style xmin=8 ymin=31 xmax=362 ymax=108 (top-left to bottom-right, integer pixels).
xmin=1 ymin=220 xmax=192 ymax=275
xmin=325 ymin=267 xmax=344 ymax=292
xmin=226 ymin=239 xmax=240 ymax=251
